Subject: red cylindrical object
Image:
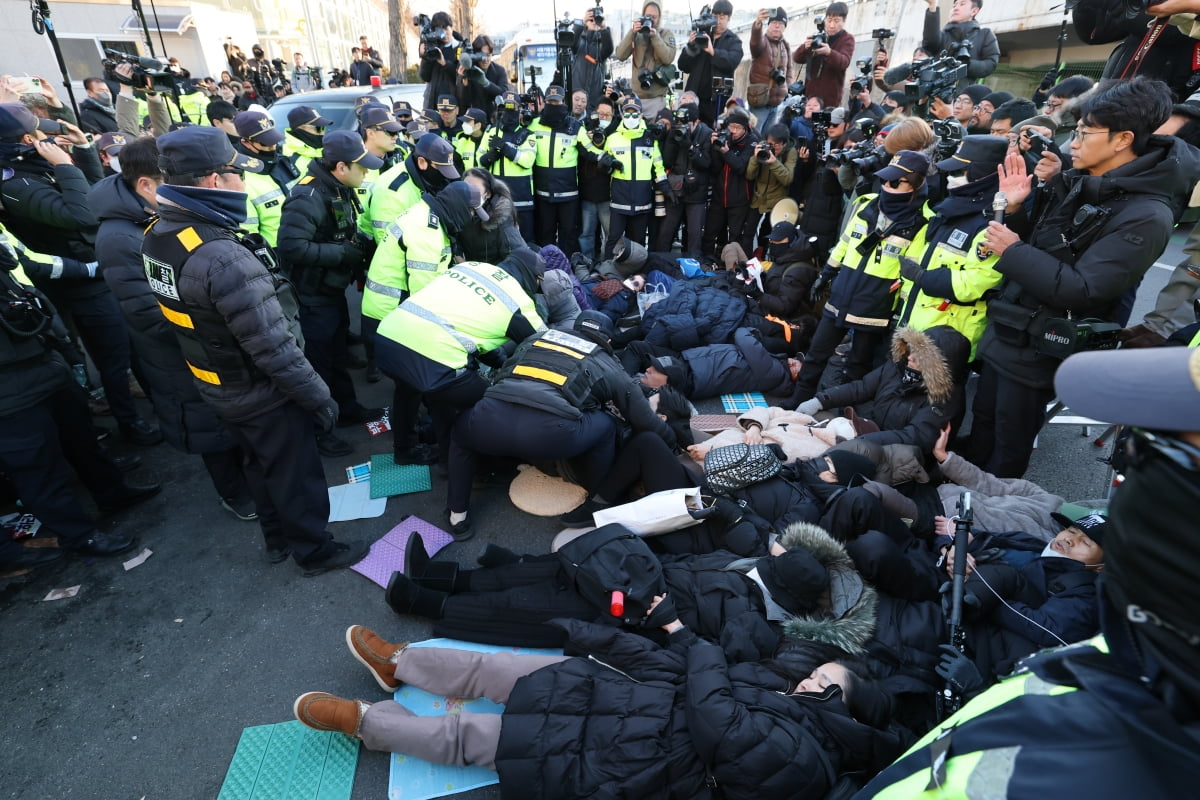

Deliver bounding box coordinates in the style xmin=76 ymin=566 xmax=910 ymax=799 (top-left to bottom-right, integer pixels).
xmin=610 ymin=590 xmax=624 ymax=618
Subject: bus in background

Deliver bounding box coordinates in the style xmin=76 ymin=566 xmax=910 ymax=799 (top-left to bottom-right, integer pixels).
xmin=498 ymin=27 xmax=557 ymax=95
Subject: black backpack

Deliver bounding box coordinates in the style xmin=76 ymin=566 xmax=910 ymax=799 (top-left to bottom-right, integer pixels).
xmin=557 ymin=524 xmax=666 ymax=626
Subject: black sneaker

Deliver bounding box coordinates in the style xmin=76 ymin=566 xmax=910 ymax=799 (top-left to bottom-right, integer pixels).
xmin=444 ymin=511 xmax=473 ymax=541
xmin=266 ymin=544 xmax=292 ymax=564
xmin=316 ymin=432 xmax=353 ymax=458
xmin=559 ymin=499 xmax=606 ymax=528
xmin=302 ymin=539 xmax=369 ymax=577
xmin=220 ymin=496 xmax=259 ymax=521
xmin=119 ymin=418 xmax=164 ymax=446
xmin=63 ymin=530 xmax=138 ymax=558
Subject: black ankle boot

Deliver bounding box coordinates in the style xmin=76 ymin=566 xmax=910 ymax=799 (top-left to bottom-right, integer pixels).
xmin=385 ymin=572 xmax=448 ymax=619
xmin=403 ymin=533 xmax=430 ymax=579
xmin=412 ymin=561 xmax=459 ymax=593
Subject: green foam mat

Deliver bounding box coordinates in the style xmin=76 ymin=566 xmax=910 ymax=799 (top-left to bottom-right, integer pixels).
xmin=369 ymin=455 xmax=433 ymax=499
xmin=217 ymin=720 xmax=359 ymax=800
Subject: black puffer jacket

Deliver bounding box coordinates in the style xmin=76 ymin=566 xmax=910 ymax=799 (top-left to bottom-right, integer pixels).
xmin=1073 ymin=0 xmax=1197 ymax=101
xmin=979 ymin=134 xmax=1200 ymax=389
xmin=681 ymin=327 xmax=795 ymax=400
xmin=817 ymin=326 xmax=971 ymax=452
xmin=145 ymin=186 xmax=329 ymax=422
xmin=79 ymin=97 xmax=118 ymax=136
xmin=458 ymin=193 xmax=525 ymax=263
xmin=755 ymin=246 xmax=821 ymax=321
xmin=495 ymin=620 xmax=905 ymax=800
xmin=660 ymin=122 xmax=713 ymax=203
xmin=277 ymin=160 xmax=369 ymax=303
xmin=93 ymin=175 xmax=234 ymax=454
xmin=642 ymin=280 xmax=747 ymax=350
xmin=922 ymin=12 xmax=1000 ymax=82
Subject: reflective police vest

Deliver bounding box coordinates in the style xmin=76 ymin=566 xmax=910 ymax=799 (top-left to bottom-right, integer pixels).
xmin=376 ymin=261 xmax=543 ymax=372
xmin=480 ymin=126 xmax=535 ymax=210
xmin=454 ymin=131 xmax=485 ymax=172
xmin=825 ymin=193 xmax=930 ymax=330
xmin=489 ymin=328 xmax=604 ymax=415
xmin=241 ymin=169 xmax=287 ymax=247
xmin=364 ymin=160 xmax=424 ymax=244
xmin=141 ymin=220 xmax=280 ymax=388
xmin=283 ymin=131 xmax=323 ymax=188
xmin=603 ymin=122 xmax=664 ymax=214
xmin=178 ymin=91 xmax=209 ymax=126
xmin=897 ymin=211 xmax=1001 ymax=360
xmin=362 ymin=198 xmax=451 ymax=321
xmin=529 ymin=117 xmax=582 ymax=202
xmin=354 ymin=166 xmax=380 ymax=239
xmin=0 ymin=266 xmax=52 ymax=367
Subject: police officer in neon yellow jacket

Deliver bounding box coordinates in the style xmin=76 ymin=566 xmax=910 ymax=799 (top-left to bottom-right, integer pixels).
xmin=353 ymin=105 xmax=407 ymax=238
xmin=361 ymin=133 xmax=459 ymax=245
xmin=363 ymin=180 xmax=486 ymax=324
xmin=375 ymin=253 xmax=544 ymax=518
xmin=791 ymin=150 xmax=932 ymax=406
xmin=478 ymin=91 xmax=537 ymax=241
xmin=234 ymin=110 xmax=301 ymax=247
xmin=598 ymin=95 xmax=669 ymax=259
xmin=283 ymin=105 xmax=331 ymax=186
xmin=896 ymin=136 xmax=1007 ymax=360
xmin=453 ymin=108 xmax=490 ymax=172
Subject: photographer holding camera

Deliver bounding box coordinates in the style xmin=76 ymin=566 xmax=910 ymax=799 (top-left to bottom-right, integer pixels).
xmin=792 ymin=3 xmax=854 ymax=109
xmin=746 ymin=123 xmax=797 ymax=253
xmin=748 ymin=7 xmax=793 ymax=133
xmin=456 ymin=36 xmax=510 ymax=114
xmin=571 ymin=8 xmax=614 ymax=112
xmin=679 ymin=0 xmax=744 ymax=126
xmin=702 ymin=106 xmax=758 ymax=255
xmin=418 ymin=12 xmax=466 ymax=111
xmin=923 ymin=0 xmax=999 ymax=84
xmin=653 ymin=102 xmax=712 ymax=255
xmin=614 ymin=2 xmax=677 ymax=119
xmin=961 ymin=78 xmax=1200 ymax=479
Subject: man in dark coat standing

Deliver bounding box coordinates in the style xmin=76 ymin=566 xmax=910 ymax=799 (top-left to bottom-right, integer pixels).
xmin=792 ymin=2 xmax=855 ymax=109
xmin=142 ymin=126 xmax=366 ymax=574
xmin=678 ymin=0 xmax=745 ymax=125
xmin=922 ymin=0 xmax=1000 ymax=85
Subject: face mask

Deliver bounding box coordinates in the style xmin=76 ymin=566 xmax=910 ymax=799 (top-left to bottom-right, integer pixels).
xmin=541 ymin=104 xmax=568 ymax=127
xmin=501 ymin=110 xmax=519 ymax=128
xmin=461 ymin=122 xmax=475 ymax=136
xmin=945 ymin=173 xmax=969 ymax=189
xmin=255 ymin=149 xmax=278 ymax=169
xmin=768 ymin=243 xmax=789 ymax=261
xmin=108 ymin=155 xmax=121 ymax=174
xmin=899 ymin=365 xmax=923 ymax=390
xmin=1041 ymin=542 xmax=1070 ymax=560
xmin=622 ymin=116 xmax=641 ymax=130
xmin=422 ymin=165 xmax=449 ymax=193
xmin=95 ymin=92 xmax=112 ymax=106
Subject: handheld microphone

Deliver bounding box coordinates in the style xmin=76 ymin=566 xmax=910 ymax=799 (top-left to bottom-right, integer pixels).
xmin=992 ymin=190 xmax=1007 ymax=224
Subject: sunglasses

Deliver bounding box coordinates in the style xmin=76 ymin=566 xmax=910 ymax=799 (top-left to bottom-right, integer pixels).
xmin=623 ymin=110 xmax=641 ymax=118
xmin=376 ymin=128 xmax=401 ymax=137
xmin=216 ymin=168 xmax=244 ymax=177
xmin=884 ymin=178 xmax=909 ymax=189
xmin=1126 ymin=428 xmax=1200 ymax=473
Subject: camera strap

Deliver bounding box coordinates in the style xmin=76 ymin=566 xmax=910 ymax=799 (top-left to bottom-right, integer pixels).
xmin=1120 ymin=18 xmax=1169 ymax=79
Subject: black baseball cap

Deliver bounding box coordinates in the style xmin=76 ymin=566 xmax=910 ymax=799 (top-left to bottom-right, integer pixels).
xmin=287 ymin=105 xmax=332 ymax=129
xmin=0 ymin=103 xmax=63 ymax=141
xmin=323 ymin=129 xmax=384 ymax=169
xmin=234 ymin=110 xmax=285 ymax=146
xmin=875 ymin=149 xmax=930 ymax=182
xmin=158 ymin=126 xmax=263 ymax=174
xmin=413 ymin=133 xmax=459 ymax=179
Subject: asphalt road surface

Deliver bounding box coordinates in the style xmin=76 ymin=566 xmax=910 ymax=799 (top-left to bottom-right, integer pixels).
xmin=0 ymin=231 xmax=1186 ymax=799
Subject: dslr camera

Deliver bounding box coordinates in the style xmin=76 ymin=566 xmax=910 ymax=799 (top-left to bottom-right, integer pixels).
xmin=755 ymin=141 xmax=774 ymax=162
xmin=770 ymin=67 xmax=787 ymax=86
xmin=583 ymin=112 xmax=608 ymax=147
xmin=810 ymin=16 xmax=827 ymax=49
xmin=413 ymin=13 xmax=448 ymax=55
xmin=589 ymin=6 xmax=605 ymax=25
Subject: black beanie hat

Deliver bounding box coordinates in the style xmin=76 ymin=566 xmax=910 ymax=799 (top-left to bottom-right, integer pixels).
xmin=758 ymin=549 xmax=829 ymax=615
xmin=825 ymin=449 xmax=877 ymax=486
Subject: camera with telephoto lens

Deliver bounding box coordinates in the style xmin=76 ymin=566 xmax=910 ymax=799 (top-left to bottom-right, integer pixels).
xmin=849 ymin=57 xmax=872 ymax=93
xmin=769 ymin=67 xmax=786 ymax=86
xmin=904 ymin=55 xmax=968 ymax=108
xmin=755 ymin=141 xmax=774 ymax=162
xmin=638 ymin=64 xmax=678 ymax=90
xmin=810 ymin=16 xmax=827 ymax=49
xmin=413 ymin=14 xmax=448 ymax=56
xmin=102 ymin=48 xmax=180 ymax=93
xmin=589 ymin=6 xmax=605 ymax=25
xmin=645 ymin=120 xmax=668 ymax=140
xmin=687 ymin=5 xmax=718 ymax=54
xmin=584 ymin=112 xmax=608 ymax=146
xmin=713 ymin=126 xmax=730 ymax=148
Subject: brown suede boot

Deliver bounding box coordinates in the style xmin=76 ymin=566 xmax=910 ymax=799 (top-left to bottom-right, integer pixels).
xmin=346 ymin=625 xmax=407 ymax=692
xmin=293 ymin=692 xmax=369 ymax=738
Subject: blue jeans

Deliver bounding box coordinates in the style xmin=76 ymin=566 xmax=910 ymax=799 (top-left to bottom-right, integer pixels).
xmin=752 ymin=106 xmax=778 ymax=135
xmin=578 ymin=199 xmax=611 ymax=263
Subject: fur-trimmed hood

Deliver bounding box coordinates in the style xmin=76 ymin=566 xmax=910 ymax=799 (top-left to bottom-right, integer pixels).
xmin=1050 ymin=84 xmax=1098 ymax=129
xmin=774 ymin=522 xmax=878 ymax=655
xmin=889 ymin=325 xmax=969 ymax=406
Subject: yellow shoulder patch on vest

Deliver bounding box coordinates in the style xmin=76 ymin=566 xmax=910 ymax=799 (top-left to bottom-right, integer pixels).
xmin=176 ymin=227 xmax=203 ymax=252
xmin=298 ymin=175 xmax=315 ymax=185
xmin=186 ymin=361 xmax=221 ymax=385
xmin=513 ymin=365 xmax=569 ymax=385
xmin=532 ymin=340 xmax=587 ymax=359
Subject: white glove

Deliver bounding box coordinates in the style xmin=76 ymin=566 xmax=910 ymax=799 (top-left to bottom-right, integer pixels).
xmin=797 ymin=398 xmax=823 ymax=417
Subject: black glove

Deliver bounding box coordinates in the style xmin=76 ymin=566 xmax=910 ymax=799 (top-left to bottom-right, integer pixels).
xmin=598 ymin=153 xmax=620 ymax=173
xmin=478 ymin=150 xmax=499 ymax=169
xmin=935 ymin=644 xmax=985 ymax=695
xmin=657 ymin=179 xmax=679 ymax=204
xmin=808 ymin=266 xmax=837 ymax=305
xmin=642 ymin=593 xmax=679 ymax=628
xmin=899 ymin=256 xmax=925 ymax=287
xmin=311 ymin=398 xmax=339 ymax=433
xmin=1038 ymin=67 xmax=1060 ymax=92
xmin=938 ymin=580 xmax=982 ymax=619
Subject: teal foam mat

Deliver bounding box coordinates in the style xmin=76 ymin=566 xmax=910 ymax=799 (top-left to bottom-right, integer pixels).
xmin=369 ymin=456 xmax=432 ymax=499
xmin=218 ymin=720 xmax=359 ymax=800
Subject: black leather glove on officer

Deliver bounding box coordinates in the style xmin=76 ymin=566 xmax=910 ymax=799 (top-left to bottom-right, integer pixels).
xmin=311 ymin=398 xmax=340 ymax=433
xmin=935 ymin=643 xmax=985 ymax=695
